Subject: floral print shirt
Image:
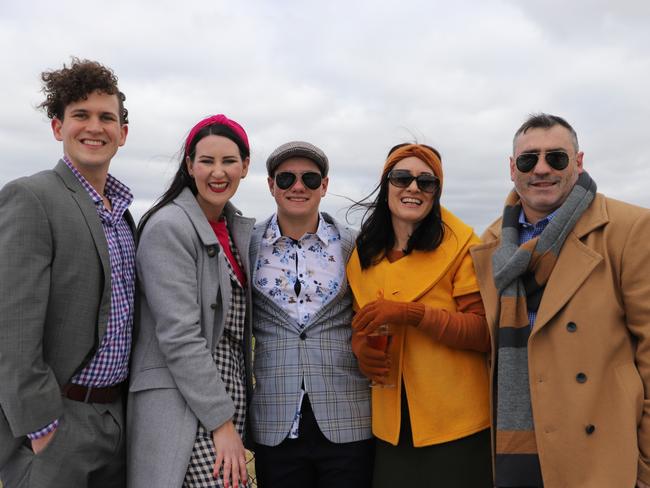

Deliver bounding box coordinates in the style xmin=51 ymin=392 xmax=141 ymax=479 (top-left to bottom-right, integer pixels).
xmin=255 ymin=213 xmax=344 ymax=328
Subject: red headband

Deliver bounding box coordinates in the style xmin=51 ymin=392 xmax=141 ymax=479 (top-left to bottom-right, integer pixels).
xmin=184 ymin=114 xmax=249 ymax=158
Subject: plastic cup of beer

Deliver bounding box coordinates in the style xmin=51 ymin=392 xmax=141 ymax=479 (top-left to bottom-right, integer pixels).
xmin=367 ymin=323 xmax=395 ymax=388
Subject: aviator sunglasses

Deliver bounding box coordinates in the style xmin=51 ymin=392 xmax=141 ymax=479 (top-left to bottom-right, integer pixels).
xmin=275 ymin=171 xmax=323 ymax=190
xmin=515 ymin=151 xmax=570 ymax=173
xmin=387 ymin=169 xmax=438 ymax=193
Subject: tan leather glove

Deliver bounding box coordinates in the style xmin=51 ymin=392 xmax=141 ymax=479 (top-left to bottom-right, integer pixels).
xmin=352 ymin=298 xmax=425 ymax=335
xmin=351 ymin=331 xmax=390 ymax=380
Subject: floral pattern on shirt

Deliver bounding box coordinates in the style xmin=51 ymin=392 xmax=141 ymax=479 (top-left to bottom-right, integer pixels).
xmin=255 ymin=213 xmax=344 ymax=328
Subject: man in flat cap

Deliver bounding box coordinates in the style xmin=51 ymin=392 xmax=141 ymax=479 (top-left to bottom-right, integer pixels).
xmin=249 ymin=141 xmax=373 ymax=487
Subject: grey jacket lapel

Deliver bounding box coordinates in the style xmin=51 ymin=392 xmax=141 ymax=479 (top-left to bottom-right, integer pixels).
xmin=53 ymin=160 xmax=112 ymax=341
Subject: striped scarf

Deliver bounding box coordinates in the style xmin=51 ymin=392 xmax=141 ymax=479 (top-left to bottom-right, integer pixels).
xmin=492 ymin=172 xmax=596 ymax=487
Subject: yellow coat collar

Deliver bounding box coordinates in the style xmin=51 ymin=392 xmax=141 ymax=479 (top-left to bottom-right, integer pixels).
xmin=348 ymin=207 xmax=475 ymax=306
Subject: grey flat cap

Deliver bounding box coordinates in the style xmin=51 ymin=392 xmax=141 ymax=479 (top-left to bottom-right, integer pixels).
xmin=266 ymin=141 xmax=329 ymax=177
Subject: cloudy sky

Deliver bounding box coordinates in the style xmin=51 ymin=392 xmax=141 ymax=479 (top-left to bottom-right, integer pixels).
xmin=1 ymin=0 xmax=649 ymax=233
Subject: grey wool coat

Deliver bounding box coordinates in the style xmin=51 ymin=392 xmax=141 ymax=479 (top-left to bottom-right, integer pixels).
xmin=249 ymin=213 xmax=372 ymax=447
xmin=127 ymin=188 xmax=255 ymax=488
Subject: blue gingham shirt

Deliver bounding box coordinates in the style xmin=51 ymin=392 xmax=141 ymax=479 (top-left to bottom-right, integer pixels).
xmin=518 ymin=208 xmax=556 ymax=328
xmin=29 ymin=157 xmax=135 ymax=439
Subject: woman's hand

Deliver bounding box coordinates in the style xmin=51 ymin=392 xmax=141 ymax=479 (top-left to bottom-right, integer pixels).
xmin=211 ymin=419 xmax=248 ymax=488
xmin=352 ymin=331 xmax=390 ymax=380
xmin=352 ymin=298 xmax=424 ymax=335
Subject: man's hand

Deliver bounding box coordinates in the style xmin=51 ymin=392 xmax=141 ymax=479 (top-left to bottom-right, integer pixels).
xmin=31 ymin=427 xmax=57 ymax=454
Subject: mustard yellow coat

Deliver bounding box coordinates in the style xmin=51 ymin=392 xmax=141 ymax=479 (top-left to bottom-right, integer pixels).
xmin=346 ymin=208 xmax=490 ymax=447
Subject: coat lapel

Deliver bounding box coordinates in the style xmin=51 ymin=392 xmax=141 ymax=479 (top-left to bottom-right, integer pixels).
xmin=348 ymin=207 xmax=474 ymax=306
xmin=54 ymin=160 xmax=111 ymax=341
xmin=390 ymin=207 xmax=474 ymax=303
xmin=532 ymin=236 xmax=602 ymax=333
xmin=532 ymin=195 xmax=608 ymax=333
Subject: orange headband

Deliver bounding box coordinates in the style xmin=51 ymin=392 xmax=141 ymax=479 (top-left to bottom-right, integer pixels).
xmin=382 ymin=144 xmax=443 ymax=192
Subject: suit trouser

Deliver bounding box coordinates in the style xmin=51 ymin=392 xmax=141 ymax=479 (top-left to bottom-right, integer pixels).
xmin=0 ymin=396 xmax=125 ymax=488
xmin=254 ymin=394 xmax=374 ymax=488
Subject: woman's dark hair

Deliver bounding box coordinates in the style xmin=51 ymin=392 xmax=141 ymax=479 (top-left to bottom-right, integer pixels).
xmin=138 ymin=124 xmax=249 ymax=233
xmin=349 ymin=143 xmax=444 ymax=269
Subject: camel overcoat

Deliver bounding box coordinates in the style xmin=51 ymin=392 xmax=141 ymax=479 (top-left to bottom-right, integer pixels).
xmin=470 ymin=193 xmax=650 ymax=488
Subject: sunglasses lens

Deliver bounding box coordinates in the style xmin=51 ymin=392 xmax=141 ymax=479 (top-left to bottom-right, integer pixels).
xmin=546 ymin=152 xmax=569 ymax=170
xmin=416 ymin=175 xmax=438 ymax=193
xmin=388 ymin=170 xmax=414 ymax=188
xmin=275 ymin=172 xmax=297 ymax=190
xmin=516 ymin=151 xmax=571 ymax=172
xmin=301 ymin=172 xmax=322 ymax=190
xmin=516 ymin=153 xmax=539 ymax=173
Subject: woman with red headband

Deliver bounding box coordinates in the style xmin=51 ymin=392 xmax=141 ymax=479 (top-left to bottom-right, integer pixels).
xmin=346 ymin=144 xmax=492 ymax=487
xmin=128 ymin=115 xmax=254 ymax=487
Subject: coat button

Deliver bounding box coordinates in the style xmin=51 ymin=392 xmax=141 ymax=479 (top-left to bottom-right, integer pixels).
xmin=585 ymin=424 xmax=596 ymax=435
xmin=210 ymin=303 xmax=217 ymax=310
xmin=207 ymin=246 xmax=217 ymax=257
xmin=567 ymin=322 xmax=577 ymax=332
xmin=576 ymin=372 xmax=587 ymax=383
xmin=299 ymin=331 xmax=307 ymax=340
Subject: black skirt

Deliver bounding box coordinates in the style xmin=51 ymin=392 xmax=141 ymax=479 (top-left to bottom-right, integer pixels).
xmin=373 ymin=386 xmax=492 ymax=488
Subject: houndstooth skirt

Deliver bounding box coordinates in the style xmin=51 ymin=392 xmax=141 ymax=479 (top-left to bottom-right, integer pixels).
xmin=183 ymin=234 xmax=250 ymax=488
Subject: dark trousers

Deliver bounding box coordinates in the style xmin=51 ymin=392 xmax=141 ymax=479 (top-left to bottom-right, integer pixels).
xmin=254 ymin=395 xmax=374 ymax=488
xmin=0 ymin=396 xmax=125 ymax=488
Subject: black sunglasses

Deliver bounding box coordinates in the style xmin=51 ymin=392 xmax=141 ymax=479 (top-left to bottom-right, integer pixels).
xmin=515 ymin=151 xmax=570 ymax=173
xmin=275 ymin=171 xmax=323 ymax=190
xmin=387 ymin=169 xmax=438 ymax=193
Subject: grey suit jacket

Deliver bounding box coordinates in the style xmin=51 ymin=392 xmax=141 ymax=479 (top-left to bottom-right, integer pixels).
xmin=249 ymin=213 xmax=371 ymax=446
xmin=0 ymin=160 xmax=134 ymax=468
xmin=127 ymin=187 xmax=255 ymax=488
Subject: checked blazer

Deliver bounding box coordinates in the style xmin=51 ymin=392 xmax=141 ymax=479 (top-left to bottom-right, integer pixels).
xmin=249 ymin=213 xmax=371 ymax=446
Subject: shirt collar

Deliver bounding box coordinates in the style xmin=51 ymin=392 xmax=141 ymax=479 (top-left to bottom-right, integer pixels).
xmin=63 ymin=156 xmax=133 ymax=208
xmin=518 ymin=207 xmax=557 ymax=228
xmin=263 ymin=212 xmax=332 ymax=246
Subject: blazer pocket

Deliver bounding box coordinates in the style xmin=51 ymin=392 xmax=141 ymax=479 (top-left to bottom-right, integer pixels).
xmin=129 ymin=366 xmax=178 ymax=393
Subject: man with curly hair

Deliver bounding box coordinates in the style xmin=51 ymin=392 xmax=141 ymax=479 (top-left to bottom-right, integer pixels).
xmin=0 ymin=58 xmax=134 ymax=488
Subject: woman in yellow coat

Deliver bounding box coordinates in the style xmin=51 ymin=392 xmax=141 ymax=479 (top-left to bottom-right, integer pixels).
xmin=347 ymin=143 xmax=492 ymax=487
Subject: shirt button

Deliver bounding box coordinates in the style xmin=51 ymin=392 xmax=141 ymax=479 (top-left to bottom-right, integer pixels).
xmin=576 ymin=372 xmax=587 ymax=383
xmin=567 ymin=322 xmax=577 ymax=332
xmin=299 ymin=331 xmax=307 ymax=340
xmin=585 ymin=424 xmax=596 ymax=435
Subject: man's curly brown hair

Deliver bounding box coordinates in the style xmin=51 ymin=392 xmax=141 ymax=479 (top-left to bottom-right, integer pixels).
xmin=38 ymin=57 xmax=129 ymax=124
